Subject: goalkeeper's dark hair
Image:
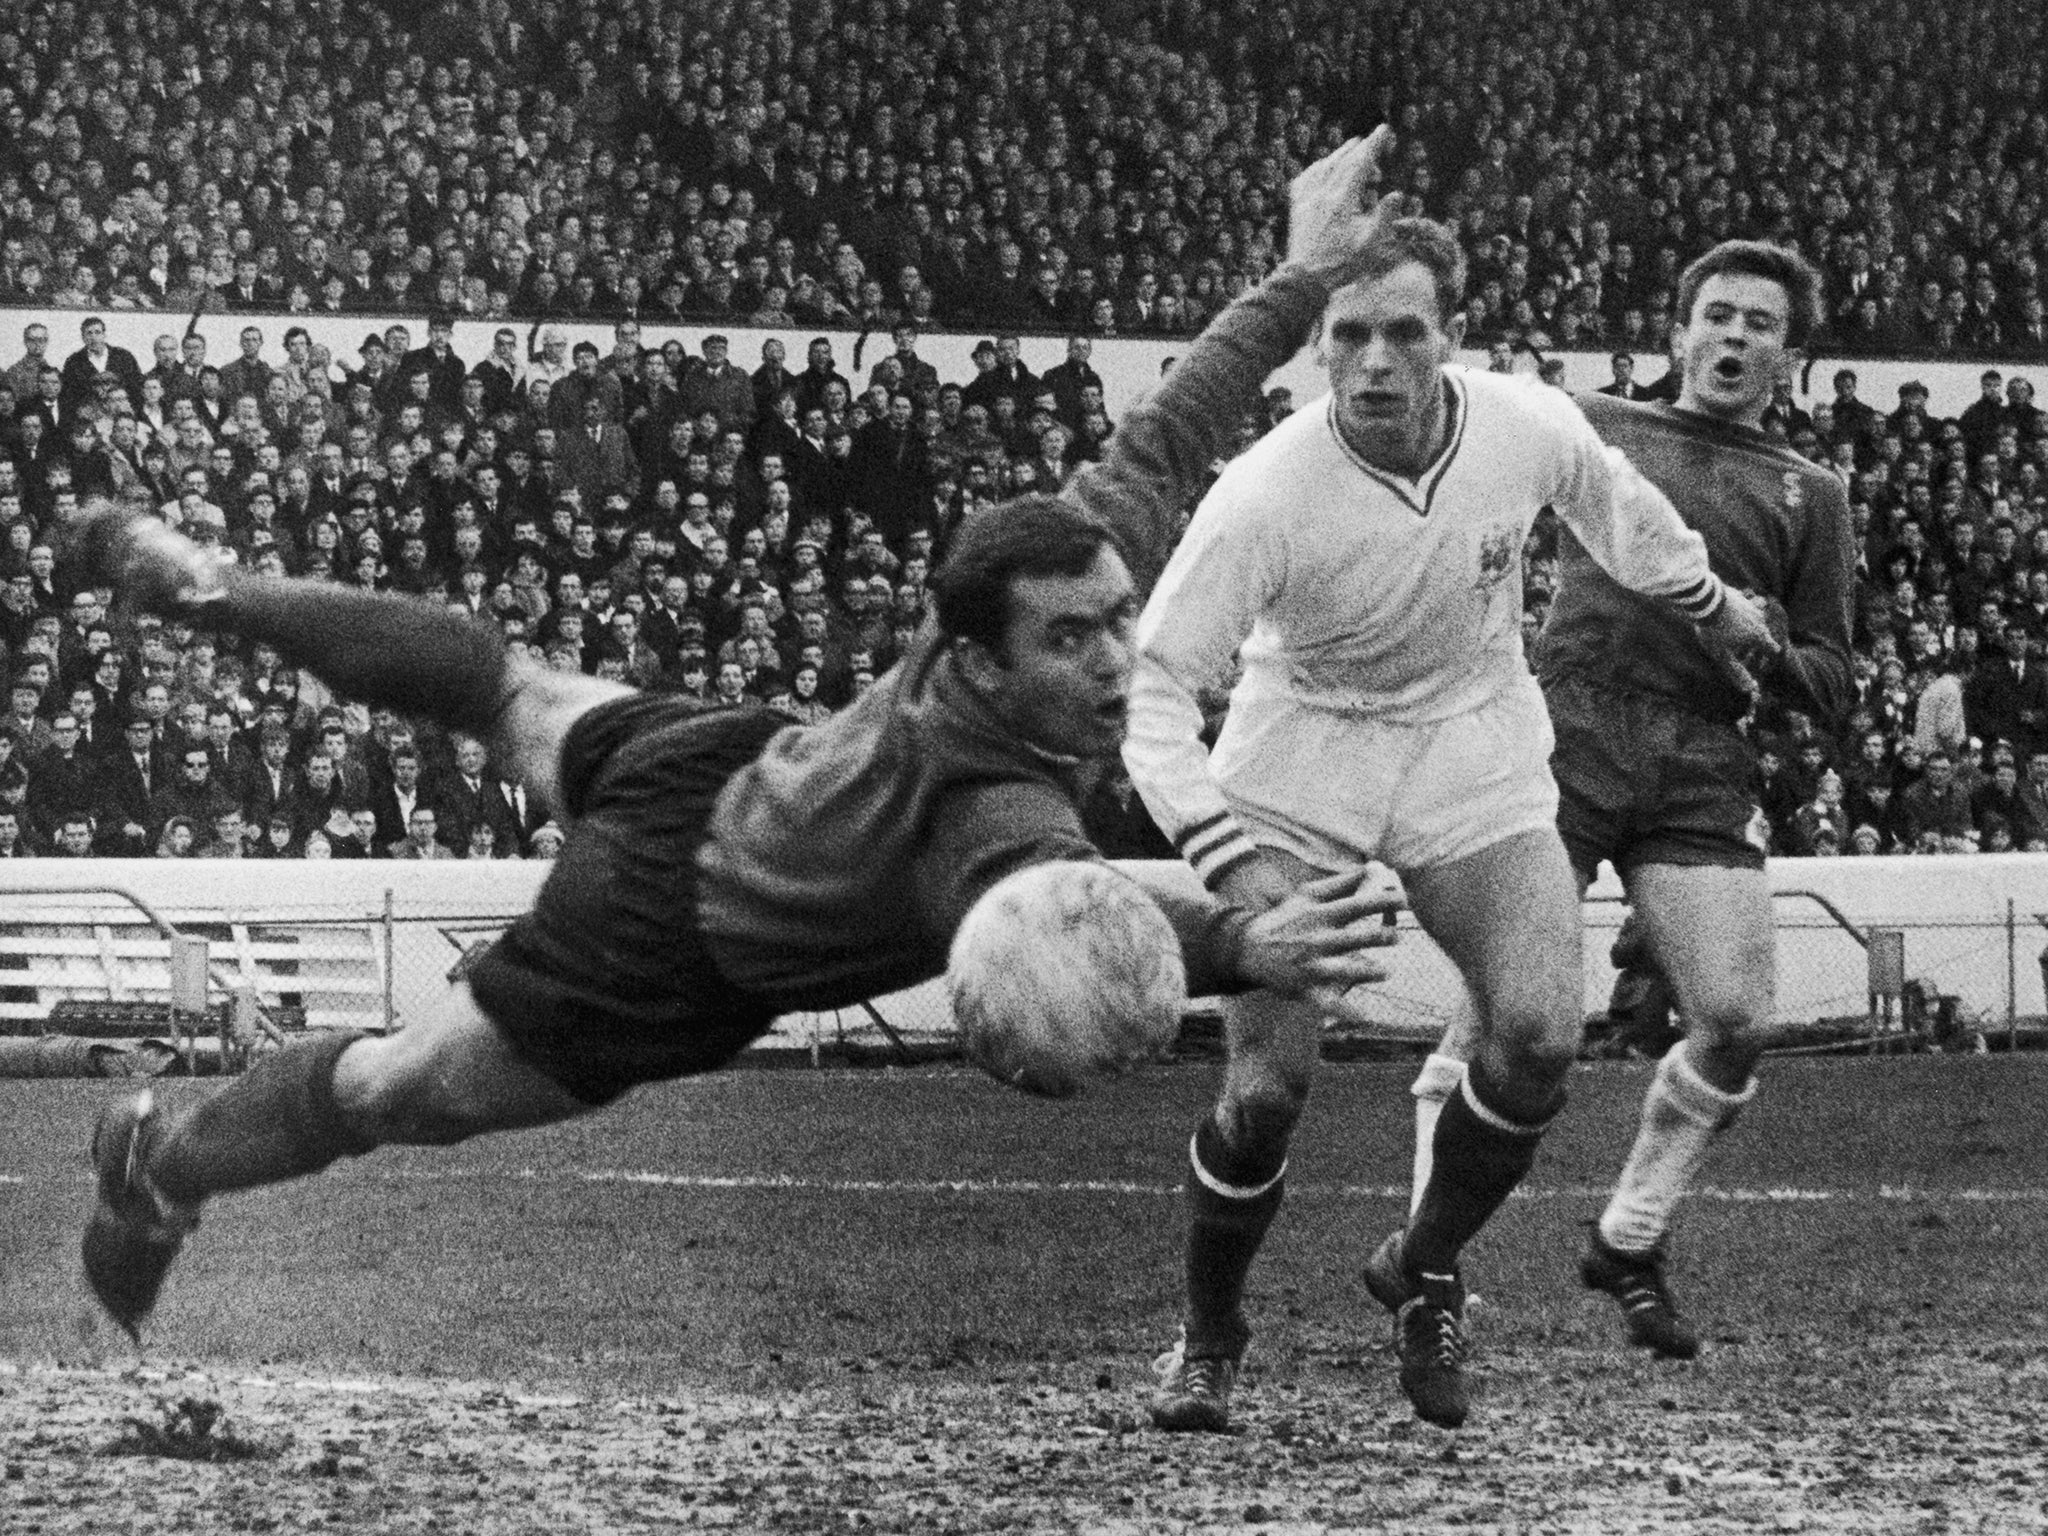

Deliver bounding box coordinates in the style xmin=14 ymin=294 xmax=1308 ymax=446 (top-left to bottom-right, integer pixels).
xmin=1676 ymin=241 xmax=1825 ymax=350
xmin=932 ymin=494 xmax=1127 ymax=660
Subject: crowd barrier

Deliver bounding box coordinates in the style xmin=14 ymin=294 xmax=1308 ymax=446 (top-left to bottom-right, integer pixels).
xmin=0 ymin=857 xmax=2037 ymax=1067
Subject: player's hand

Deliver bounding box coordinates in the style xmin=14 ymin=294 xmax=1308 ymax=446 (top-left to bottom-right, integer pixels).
xmin=1700 ymin=586 xmax=1778 ymax=665
xmin=1748 ymin=589 xmax=1791 ymax=651
xmin=1286 ymin=127 xmax=1404 ymax=287
xmin=1235 ymin=866 xmax=1403 ymax=997
xmin=1214 ymin=850 xmax=1301 ymax=913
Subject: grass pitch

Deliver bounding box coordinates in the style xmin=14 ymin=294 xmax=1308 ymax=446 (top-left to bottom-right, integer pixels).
xmin=2 ymin=1056 xmax=2047 ymax=1533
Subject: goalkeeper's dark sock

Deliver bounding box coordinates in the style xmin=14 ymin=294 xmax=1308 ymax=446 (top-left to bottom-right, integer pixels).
xmin=212 ymin=570 xmax=516 ymax=738
xmin=1182 ymin=1113 xmax=1287 ymax=1359
xmin=151 ymin=1030 xmax=379 ymax=1203
xmin=1402 ymin=1061 xmax=1559 ymax=1280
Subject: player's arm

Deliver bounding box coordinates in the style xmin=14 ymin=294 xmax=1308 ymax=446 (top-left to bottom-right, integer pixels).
xmin=1544 ymin=396 xmax=1776 ymax=658
xmin=1758 ymin=471 xmax=1858 ymax=727
xmin=1066 ymin=130 xmax=1400 ymax=593
xmin=1119 ymin=473 xmax=1280 ymax=900
xmin=916 ymin=785 xmax=1394 ymax=1004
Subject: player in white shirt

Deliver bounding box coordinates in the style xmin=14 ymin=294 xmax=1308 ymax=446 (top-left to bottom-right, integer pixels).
xmin=1125 ymin=215 xmax=1776 ymax=1433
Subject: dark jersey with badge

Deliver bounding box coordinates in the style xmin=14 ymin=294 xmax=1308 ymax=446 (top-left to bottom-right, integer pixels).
xmin=1538 ymin=394 xmax=1856 ymax=731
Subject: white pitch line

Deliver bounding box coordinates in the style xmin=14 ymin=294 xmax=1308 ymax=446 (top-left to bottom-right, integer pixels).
xmin=6 ymin=1165 xmax=2046 ymax=1202
xmin=442 ymin=1168 xmax=2048 ymax=1203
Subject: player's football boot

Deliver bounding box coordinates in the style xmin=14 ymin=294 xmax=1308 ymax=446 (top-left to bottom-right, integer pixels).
xmin=1363 ymin=1228 xmax=1470 ymax=1428
xmin=1578 ymin=1223 xmax=1701 ymax=1360
xmin=56 ymin=499 xmax=230 ymax=617
xmin=81 ymin=1091 xmax=201 ymax=1340
xmin=1149 ymin=1329 xmax=1241 ymax=1433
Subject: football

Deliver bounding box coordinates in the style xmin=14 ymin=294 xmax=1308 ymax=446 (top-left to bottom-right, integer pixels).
xmin=948 ymin=860 xmax=1189 ymax=1099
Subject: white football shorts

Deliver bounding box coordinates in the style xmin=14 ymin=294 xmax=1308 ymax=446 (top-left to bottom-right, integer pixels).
xmin=1208 ymin=675 xmax=1559 ymax=875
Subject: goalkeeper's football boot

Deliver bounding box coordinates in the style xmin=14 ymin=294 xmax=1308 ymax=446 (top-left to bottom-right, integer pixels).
xmin=1150 ymin=1328 xmax=1242 ymax=1433
xmin=1579 ymin=1222 xmax=1701 ymax=1360
xmin=82 ymin=1091 xmax=201 ymax=1340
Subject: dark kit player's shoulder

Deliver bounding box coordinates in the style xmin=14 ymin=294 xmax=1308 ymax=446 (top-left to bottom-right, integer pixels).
xmin=1577 ymin=392 xmax=1824 ymax=477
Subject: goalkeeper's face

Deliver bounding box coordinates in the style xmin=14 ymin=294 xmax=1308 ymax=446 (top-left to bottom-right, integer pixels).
xmin=965 ymin=544 xmax=1140 ymax=760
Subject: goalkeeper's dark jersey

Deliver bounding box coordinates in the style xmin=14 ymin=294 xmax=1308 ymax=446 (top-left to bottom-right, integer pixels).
xmin=688 ymin=269 xmax=1332 ymax=1014
xmin=1538 ymin=394 xmax=1856 ymax=731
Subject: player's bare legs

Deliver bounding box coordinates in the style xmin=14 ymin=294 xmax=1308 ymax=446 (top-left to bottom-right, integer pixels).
xmin=1153 ymin=847 xmax=1330 ymax=1432
xmin=1576 ymin=862 xmax=1770 ymax=1357
xmin=1363 ymin=827 xmax=1582 ymax=1427
xmin=72 ymin=504 xmax=630 ymax=1337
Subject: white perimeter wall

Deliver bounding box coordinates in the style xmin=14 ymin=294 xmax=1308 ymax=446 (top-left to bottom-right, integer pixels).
xmin=14 ymin=307 xmax=2035 ymax=426
xmin=0 ymin=855 xmax=2036 ymax=1038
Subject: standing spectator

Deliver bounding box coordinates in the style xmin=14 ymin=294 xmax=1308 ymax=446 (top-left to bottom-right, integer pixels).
xmin=1912 ymin=654 xmax=1971 ymax=760
xmin=549 ymin=343 xmax=625 ymax=432
xmin=1964 ymin=633 xmax=2048 ymax=761
xmin=218 ymin=327 xmax=274 ymax=413
xmin=1041 ymin=336 xmax=1105 ymax=429
xmin=1596 ymin=353 xmax=1654 ymax=401
xmin=1960 ymin=371 xmax=2012 ymax=462
xmin=558 ymin=397 xmax=638 ymax=513
xmin=59 ymin=318 xmax=143 ymax=417
xmin=5 ymin=322 xmax=53 ymax=403
xmin=679 ymin=335 xmax=754 ymax=431
xmin=389 ymin=805 xmax=455 ymax=860
xmin=1899 ymin=748 xmax=1975 ymax=847
xmin=793 ymin=338 xmax=851 ymax=419
xmin=751 ymin=339 xmax=797 ymax=420
xmin=398 ymin=314 xmax=468 ymax=415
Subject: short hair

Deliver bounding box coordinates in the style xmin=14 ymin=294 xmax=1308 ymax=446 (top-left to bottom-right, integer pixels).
xmin=1344 ymin=217 xmax=1467 ymax=322
xmin=931 ymin=494 xmax=1125 ymax=656
xmin=1675 ymin=241 xmax=1825 ymax=350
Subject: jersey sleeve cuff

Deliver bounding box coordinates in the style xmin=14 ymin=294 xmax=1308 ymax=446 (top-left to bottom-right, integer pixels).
xmin=1675 ymin=572 xmax=1726 ymax=622
xmin=1175 ymin=812 xmax=1263 ymax=891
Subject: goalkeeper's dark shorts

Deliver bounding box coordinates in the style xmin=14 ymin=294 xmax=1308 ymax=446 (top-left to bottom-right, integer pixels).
xmin=1545 ymin=674 xmax=1768 ymax=883
xmin=465 ymin=696 xmax=786 ymax=1105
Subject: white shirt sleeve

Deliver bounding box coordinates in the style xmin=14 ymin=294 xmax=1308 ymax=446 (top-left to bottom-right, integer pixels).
xmin=1541 ymin=390 xmax=1726 ymax=620
xmin=1121 ymin=472 xmax=1283 ymax=889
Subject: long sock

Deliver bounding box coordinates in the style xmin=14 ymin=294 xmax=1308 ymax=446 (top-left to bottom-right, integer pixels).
xmin=1408 ymin=1053 xmax=1465 ymax=1217
xmin=1182 ymin=1114 xmax=1287 ymax=1359
xmin=1403 ymin=1062 xmax=1559 ymax=1279
xmin=210 ymin=571 xmax=514 ymax=736
xmin=1599 ymin=1041 xmax=1753 ymax=1254
xmin=151 ymin=1030 xmax=379 ymax=1204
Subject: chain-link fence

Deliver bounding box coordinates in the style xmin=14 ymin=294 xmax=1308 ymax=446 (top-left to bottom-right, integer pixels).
xmin=0 ymin=873 xmax=2042 ymax=1076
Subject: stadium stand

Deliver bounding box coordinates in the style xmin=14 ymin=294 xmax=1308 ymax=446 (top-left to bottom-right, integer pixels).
xmin=0 ymin=0 xmax=2044 ymax=858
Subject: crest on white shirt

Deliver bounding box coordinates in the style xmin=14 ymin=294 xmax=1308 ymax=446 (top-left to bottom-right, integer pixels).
xmin=1473 ymin=522 xmax=1520 ymax=592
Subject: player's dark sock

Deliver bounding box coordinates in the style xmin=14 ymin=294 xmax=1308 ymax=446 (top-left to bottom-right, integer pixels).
xmin=1182 ymin=1114 xmax=1287 ymax=1358
xmin=1401 ymin=1062 xmax=1559 ymax=1280
xmin=214 ymin=571 xmax=515 ymax=738
xmin=151 ymin=1030 xmax=379 ymax=1203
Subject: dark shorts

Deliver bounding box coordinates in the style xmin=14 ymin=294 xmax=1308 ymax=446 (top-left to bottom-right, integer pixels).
xmin=1545 ymin=675 xmax=1767 ymax=883
xmin=465 ymin=697 xmax=788 ymax=1105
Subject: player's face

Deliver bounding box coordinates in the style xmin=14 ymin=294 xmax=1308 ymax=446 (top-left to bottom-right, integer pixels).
xmin=1322 ymin=262 xmax=1463 ymax=477
xmin=1676 ymin=272 xmax=1793 ymax=427
xmin=977 ymin=545 xmax=1139 ymax=759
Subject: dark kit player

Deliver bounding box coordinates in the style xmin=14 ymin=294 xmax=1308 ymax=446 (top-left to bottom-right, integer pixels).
xmin=1422 ymin=240 xmax=1856 ymax=1356
xmin=78 ymin=135 xmax=1411 ymax=1342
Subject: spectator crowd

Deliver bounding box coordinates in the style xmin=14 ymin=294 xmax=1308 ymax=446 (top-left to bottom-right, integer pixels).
xmin=0 ymin=305 xmax=1134 ymax=857
xmin=0 ymin=0 xmax=2045 ymax=357
xmin=4 ymin=301 xmax=2048 ymax=861
xmin=1 ymin=0 xmax=2047 ymax=860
